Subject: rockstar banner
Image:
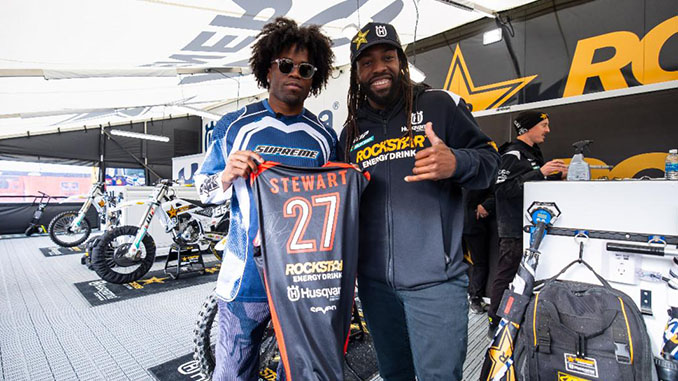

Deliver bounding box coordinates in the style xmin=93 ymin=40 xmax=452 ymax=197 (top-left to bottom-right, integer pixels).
xmin=414 ymin=0 xmax=678 ymax=179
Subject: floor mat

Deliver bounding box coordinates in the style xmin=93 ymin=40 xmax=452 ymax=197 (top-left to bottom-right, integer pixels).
xmin=39 ymin=245 xmax=86 ymax=257
xmin=74 ymin=262 xmax=220 ymax=307
xmin=148 ymin=331 xmax=377 ymax=381
xmin=148 ymin=353 xmax=281 ymax=381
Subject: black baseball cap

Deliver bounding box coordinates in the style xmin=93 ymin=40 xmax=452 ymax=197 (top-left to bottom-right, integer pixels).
xmin=350 ymin=22 xmax=402 ymax=64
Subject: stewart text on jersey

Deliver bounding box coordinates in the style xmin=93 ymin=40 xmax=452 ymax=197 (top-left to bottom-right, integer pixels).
xmin=252 ymin=162 xmax=369 ymax=381
xmin=337 ymin=86 xmax=500 ymax=290
xmin=195 ymin=99 xmax=337 ymax=302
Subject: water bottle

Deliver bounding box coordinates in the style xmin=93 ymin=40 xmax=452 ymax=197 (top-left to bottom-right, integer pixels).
xmin=666 ymin=149 xmax=678 ymax=180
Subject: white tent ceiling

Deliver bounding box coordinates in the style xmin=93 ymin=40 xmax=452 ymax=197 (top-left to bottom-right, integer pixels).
xmin=0 ymin=0 xmax=536 ymax=139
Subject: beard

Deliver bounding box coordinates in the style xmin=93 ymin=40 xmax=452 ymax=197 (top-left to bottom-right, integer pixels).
xmin=362 ymin=71 xmax=401 ymax=107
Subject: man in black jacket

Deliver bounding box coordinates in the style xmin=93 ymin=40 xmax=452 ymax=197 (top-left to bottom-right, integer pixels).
xmin=338 ymin=22 xmax=500 ymax=381
xmin=488 ymin=111 xmax=567 ymax=336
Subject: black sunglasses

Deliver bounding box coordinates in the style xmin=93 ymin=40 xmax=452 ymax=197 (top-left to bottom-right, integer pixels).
xmin=271 ymin=58 xmax=317 ymax=79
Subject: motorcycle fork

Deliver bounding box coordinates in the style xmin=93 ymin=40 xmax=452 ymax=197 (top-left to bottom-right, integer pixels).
xmin=71 ymin=197 xmax=93 ymax=228
xmin=127 ymin=202 xmax=158 ymax=259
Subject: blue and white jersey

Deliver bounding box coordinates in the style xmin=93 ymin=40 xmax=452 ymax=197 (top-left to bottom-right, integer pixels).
xmin=195 ymin=99 xmax=337 ymax=302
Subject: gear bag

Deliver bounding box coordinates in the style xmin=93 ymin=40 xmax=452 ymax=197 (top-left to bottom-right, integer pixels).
xmin=512 ymin=260 xmax=656 ymax=380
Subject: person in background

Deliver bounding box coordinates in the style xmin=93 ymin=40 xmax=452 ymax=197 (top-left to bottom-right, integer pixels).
xmin=489 ymin=111 xmax=567 ymax=337
xmin=463 ymin=186 xmax=496 ymax=314
xmin=339 ymin=22 xmax=500 ymax=381
xmin=195 ymin=17 xmax=336 ymax=381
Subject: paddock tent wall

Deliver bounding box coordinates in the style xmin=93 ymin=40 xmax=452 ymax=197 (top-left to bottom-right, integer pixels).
xmin=0 ymin=116 xmax=202 ymax=183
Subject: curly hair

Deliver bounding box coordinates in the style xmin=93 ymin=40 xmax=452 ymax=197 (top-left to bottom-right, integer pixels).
xmin=250 ymin=17 xmax=334 ymax=96
xmin=343 ymin=49 xmax=414 ymax=161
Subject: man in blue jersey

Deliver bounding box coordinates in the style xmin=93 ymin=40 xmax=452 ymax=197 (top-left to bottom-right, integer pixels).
xmin=195 ymin=17 xmax=336 ymax=381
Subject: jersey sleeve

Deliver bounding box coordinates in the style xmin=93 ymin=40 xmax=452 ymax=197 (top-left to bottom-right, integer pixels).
xmin=195 ymin=138 xmax=229 ymax=204
xmin=435 ymin=91 xmax=500 ymax=190
xmin=194 ymin=110 xmax=241 ymax=204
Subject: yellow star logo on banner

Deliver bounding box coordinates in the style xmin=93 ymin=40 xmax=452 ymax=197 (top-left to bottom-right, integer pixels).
xmin=353 ymin=29 xmax=369 ymax=50
xmin=140 ymin=276 xmax=168 ymax=285
xmin=444 ymin=45 xmax=537 ymax=111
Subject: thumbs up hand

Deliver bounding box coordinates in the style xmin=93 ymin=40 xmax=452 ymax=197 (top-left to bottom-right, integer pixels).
xmin=404 ymin=122 xmax=457 ymax=182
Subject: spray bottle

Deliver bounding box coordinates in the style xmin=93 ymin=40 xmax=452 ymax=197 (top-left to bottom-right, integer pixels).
xmin=567 ymin=140 xmax=592 ymax=181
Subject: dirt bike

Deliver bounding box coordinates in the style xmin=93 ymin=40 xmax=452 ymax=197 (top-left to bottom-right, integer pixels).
xmin=24 ymin=191 xmax=53 ymax=236
xmin=48 ymin=182 xmax=120 ymax=247
xmin=193 ymin=289 xmax=374 ymax=381
xmin=92 ymin=179 xmax=229 ymax=284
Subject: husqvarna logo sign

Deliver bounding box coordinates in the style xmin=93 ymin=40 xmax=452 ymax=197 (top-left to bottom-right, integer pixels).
xmin=376 ymin=25 xmax=388 ymax=37
xmin=287 ymin=285 xmax=301 ymax=301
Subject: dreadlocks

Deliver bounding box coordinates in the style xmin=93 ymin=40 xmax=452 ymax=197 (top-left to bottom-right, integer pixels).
xmin=250 ymin=17 xmax=334 ymax=96
xmin=343 ymin=49 xmax=414 ymax=161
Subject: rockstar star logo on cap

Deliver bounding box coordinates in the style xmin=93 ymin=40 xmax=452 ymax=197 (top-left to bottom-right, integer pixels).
xmin=540 ymin=113 xmax=548 ymax=119
xmin=353 ymin=29 xmax=369 ymax=50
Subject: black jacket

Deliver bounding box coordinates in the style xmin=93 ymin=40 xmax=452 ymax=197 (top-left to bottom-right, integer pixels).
xmin=462 ymin=186 xmax=495 ymax=236
xmin=338 ymin=86 xmax=500 ymax=290
xmin=495 ymin=140 xmax=560 ymax=238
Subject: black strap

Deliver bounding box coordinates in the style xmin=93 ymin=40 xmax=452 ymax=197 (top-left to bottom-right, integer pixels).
xmin=535 ymin=299 xmax=551 ymax=354
xmin=611 ymin=302 xmax=633 ymax=365
xmin=546 ymin=258 xmax=613 ymax=290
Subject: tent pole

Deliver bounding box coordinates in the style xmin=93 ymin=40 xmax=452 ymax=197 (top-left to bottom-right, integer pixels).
xmin=99 ymin=126 xmax=106 ymax=183
xmin=144 ymin=121 xmax=150 ymax=185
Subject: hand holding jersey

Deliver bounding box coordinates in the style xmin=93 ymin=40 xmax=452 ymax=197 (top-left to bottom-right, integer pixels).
xmin=405 ymin=122 xmax=458 ymax=182
xmin=220 ymin=150 xmax=264 ymax=190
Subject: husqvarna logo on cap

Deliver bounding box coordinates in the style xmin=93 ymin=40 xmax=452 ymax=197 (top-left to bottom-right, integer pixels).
xmin=350 ymin=22 xmax=402 ymax=64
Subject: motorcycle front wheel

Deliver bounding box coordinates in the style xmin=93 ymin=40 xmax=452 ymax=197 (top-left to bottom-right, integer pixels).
xmin=48 ymin=210 xmax=91 ymax=247
xmin=92 ymin=225 xmax=156 ymax=284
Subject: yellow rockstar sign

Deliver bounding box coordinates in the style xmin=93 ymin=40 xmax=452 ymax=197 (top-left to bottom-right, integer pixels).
xmin=443 ymin=45 xmax=537 ymax=111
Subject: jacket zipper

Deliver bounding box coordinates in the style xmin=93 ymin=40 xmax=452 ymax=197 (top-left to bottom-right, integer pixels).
xmin=383 ymin=118 xmax=395 ymax=288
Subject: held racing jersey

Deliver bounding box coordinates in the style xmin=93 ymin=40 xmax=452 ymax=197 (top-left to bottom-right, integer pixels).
xmin=494 ymin=140 xmax=560 ymax=238
xmin=251 ymin=161 xmax=369 ymax=381
xmin=338 ymin=86 xmax=500 ymax=290
xmin=195 ymin=99 xmax=337 ymax=302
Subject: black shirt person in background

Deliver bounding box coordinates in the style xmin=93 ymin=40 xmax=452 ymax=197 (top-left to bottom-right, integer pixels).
xmin=488 ymin=111 xmax=567 ymax=337
xmin=462 ymin=186 xmax=496 ymax=314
